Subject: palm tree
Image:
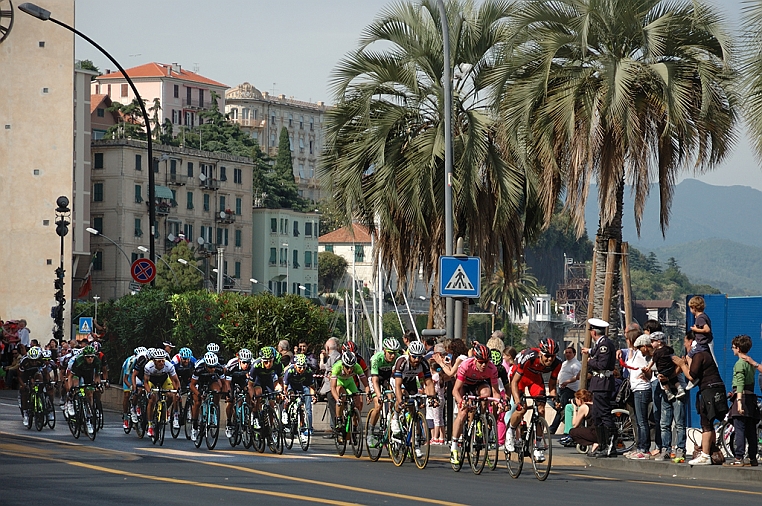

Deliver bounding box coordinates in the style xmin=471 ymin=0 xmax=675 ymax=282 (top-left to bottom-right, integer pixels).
xmin=321 ymin=0 xmax=542 ymax=328
xmin=495 ymin=0 xmax=738 ymax=330
xmin=480 ymin=262 xmax=540 ymax=319
xmin=741 ymin=0 xmax=762 ymax=158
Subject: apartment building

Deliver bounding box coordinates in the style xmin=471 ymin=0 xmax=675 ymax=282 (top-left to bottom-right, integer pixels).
xmin=251 ymin=208 xmax=320 ymax=297
xmin=225 ymin=82 xmax=327 ymax=202
xmin=91 ymin=62 xmax=228 ymax=131
xmin=89 ymin=139 xmax=254 ymax=298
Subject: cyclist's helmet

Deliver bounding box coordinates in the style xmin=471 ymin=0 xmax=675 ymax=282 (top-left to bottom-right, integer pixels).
xmin=72 ymin=348 xmax=83 ymax=357
xmin=382 ymin=338 xmax=401 ymax=352
xmin=134 ymin=346 xmax=147 ymax=356
xmin=538 ymin=338 xmax=558 ymax=357
xmin=472 ymin=342 xmax=489 ymax=362
xmin=92 ymin=341 xmax=101 ymax=352
xmin=82 ymin=345 xmax=96 ymax=357
xmin=341 ymin=351 xmax=357 ymax=368
xmin=293 ymin=354 xmax=307 ymax=368
xmin=149 ymin=348 xmax=162 ymax=360
xmin=203 ymin=352 xmax=219 ymax=367
xmin=179 ymin=347 xmax=193 ymax=359
xmin=41 ymin=349 xmax=52 ymax=360
xmin=207 ymin=343 xmax=220 ymax=353
xmin=259 ymin=347 xmax=275 ymax=360
xmin=341 ymin=341 xmax=357 ymax=353
xmin=28 ymin=346 xmax=42 ymax=360
xmin=158 ymin=350 xmax=170 ymax=360
xmin=408 ymin=340 xmax=426 ymax=358
xmin=238 ymin=348 xmax=253 ymax=363
xmin=490 ymin=349 xmax=502 ymax=367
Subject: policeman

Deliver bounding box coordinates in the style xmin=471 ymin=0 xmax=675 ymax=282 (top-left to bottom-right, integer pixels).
xmin=581 ymin=318 xmax=617 ymax=458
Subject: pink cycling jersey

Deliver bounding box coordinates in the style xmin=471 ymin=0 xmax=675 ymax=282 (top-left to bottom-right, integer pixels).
xmin=456 ymin=357 xmax=499 ymax=387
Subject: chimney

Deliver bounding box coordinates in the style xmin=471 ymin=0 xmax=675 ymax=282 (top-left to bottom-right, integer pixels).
xmin=105 ymin=69 xmax=111 ymax=75
xmin=172 ymin=63 xmax=181 ymax=74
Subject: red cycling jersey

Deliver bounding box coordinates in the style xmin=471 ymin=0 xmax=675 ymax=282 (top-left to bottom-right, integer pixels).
xmin=513 ymin=349 xmax=561 ymax=397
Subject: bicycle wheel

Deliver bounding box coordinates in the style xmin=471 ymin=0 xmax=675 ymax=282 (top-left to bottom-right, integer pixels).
xmin=350 ymin=407 xmax=363 ymax=458
xmin=270 ymin=405 xmax=284 ymax=455
xmin=95 ymin=397 xmax=104 ymax=430
xmin=170 ymin=398 xmax=181 ymax=439
xmin=34 ymin=393 xmax=45 ymax=431
xmin=151 ymin=404 xmax=160 ymax=445
xmin=284 ymin=404 xmax=295 ymax=450
xmin=365 ymin=408 xmax=384 ymax=461
xmin=228 ymin=404 xmax=239 ymax=448
xmin=389 ymin=424 xmax=406 ymax=467
xmin=83 ymin=400 xmax=96 ymax=441
xmin=194 ymin=419 xmax=204 ymax=448
xmin=183 ymin=396 xmax=193 ymax=440
xmin=530 ymin=416 xmax=551 ymax=481
xmin=505 ymin=428 xmax=524 ymax=479
xmin=68 ymin=399 xmax=80 ymax=439
xmin=135 ymin=395 xmax=147 ymax=439
xmin=242 ymin=404 xmax=253 ymax=449
xmin=206 ymin=402 xmax=220 ymax=450
xmin=335 ymin=408 xmax=348 ymax=456
xmin=720 ymin=421 xmax=735 ymax=458
xmin=412 ymin=410 xmax=430 ymax=469
xmin=469 ymin=415 xmax=487 ymax=475
xmin=297 ymin=403 xmax=310 ymax=451
xmin=485 ymin=413 xmax=499 ymax=471
xmin=612 ymin=409 xmax=634 ymax=454
xmin=158 ymin=401 xmax=167 ymax=446
xmin=45 ymin=396 xmax=56 ymax=429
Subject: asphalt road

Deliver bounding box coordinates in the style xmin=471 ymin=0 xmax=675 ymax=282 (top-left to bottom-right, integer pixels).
xmin=1 ymin=391 xmax=761 ymax=505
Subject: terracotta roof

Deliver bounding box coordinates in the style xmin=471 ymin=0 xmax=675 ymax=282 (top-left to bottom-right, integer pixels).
xmin=319 ymin=223 xmax=372 ymax=244
xmin=98 ymin=63 xmax=228 ymax=88
xmin=90 ymin=94 xmax=110 ymax=114
xmin=634 ymin=300 xmax=677 ymax=309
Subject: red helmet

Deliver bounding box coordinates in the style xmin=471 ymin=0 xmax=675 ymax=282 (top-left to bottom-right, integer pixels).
xmin=342 ymin=341 xmax=357 ymax=353
xmin=539 ymin=339 xmax=558 ymax=356
xmin=472 ymin=343 xmax=489 ymax=362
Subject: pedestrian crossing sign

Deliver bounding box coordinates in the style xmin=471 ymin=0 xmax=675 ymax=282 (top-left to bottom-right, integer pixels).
xmin=79 ymin=317 xmax=93 ymax=334
xmin=439 ymin=256 xmax=481 ymax=297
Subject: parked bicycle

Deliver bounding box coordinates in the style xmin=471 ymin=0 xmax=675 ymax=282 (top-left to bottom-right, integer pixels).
xmin=388 ymin=393 xmax=434 ymax=469
xmin=505 ymin=395 xmax=553 ymax=481
xmin=335 ymin=392 xmax=364 ymax=458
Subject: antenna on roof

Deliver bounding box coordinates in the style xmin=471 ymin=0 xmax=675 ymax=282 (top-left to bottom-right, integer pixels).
xmin=271 ymin=83 xmax=276 ymax=95
xmin=193 ymin=63 xmax=199 ymax=73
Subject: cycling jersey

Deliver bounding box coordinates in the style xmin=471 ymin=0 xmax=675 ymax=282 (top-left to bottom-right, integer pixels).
xmin=392 ymin=354 xmax=431 ymax=391
xmin=369 ymin=351 xmax=396 ymax=381
xmin=70 ymin=355 xmax=102 ymax=384
xmin=144 ymin=360 xmax=177 ymax=389
xmin=331 ymin=361 xmax=365 ymax=395
xmin=513 ymin=349 xmax=562 ymax=383
xmin=224 ymin=357 xmax=250 ymax=389
xmin=191 ymin=360 xmax=224 ymax=388
xmin=121 ymin=355 xmax=136 ymax=390
xmin=18 ymin=356 xmax=44 ymax=383
xmin=456 ymin=357 xmax=499 ymax=388
xmin=282 ymin=364 xmax=314 ymax=392
xmin=172 ymin=354 xmax=197 ymax=366
xmin=247 ymin=358 xmax=277 ymax=393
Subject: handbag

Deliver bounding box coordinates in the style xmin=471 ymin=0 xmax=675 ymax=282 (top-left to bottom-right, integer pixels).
xmin=614 ymin=379 xmax=632 ymax=406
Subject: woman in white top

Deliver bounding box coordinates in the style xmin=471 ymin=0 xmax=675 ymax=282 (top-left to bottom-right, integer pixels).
xmin=626 ymin=335 xmax=655 ymax=459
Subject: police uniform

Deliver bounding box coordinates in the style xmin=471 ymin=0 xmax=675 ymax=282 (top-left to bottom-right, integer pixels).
xmin=586 ymin=318 xmax=617 ymax=457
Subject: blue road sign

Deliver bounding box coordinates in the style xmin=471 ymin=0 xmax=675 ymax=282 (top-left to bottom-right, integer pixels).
xmin=79 ymin=317 xmax=93 ymax=334
xmin=439 ymin=256 xmax=481 ymax=298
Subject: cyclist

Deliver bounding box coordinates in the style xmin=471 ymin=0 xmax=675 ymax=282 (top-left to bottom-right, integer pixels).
xmin=130 ymin=347 xmax=152 ymax=424
xmin=40 ymin=349 xmax=57 ymax=421
xmin=341 ymin=341 xmax=370 ymax=385
xmin=330 ymin=351 xmax=370 ymax=431
xmin=18 ymin=346 xmax=45 ymax=426
xmin=390 ymin=341 xmax=437 ymax=457
xmin=504 ymin=338 xmax=561 ymax=461
xmin=366 ymin=338 xmax=402 ymax=447
xmin=223 ymin=348 xmax=253 ymax=439
xmin=450 ymin=342 xmax=501 ymax=465
xmin=282 ymin=353 xmax=316 ymax=439
xmin=189 ymin=351 xmax=225 ymax=441
xmin=67 ymin=345 xmax=102 ymax=434
xmin=63 ymin=348 xmax=83 ymax=417
xmin=120 ymin=347 xmax=143 ymax=430
xmin=144 ymin=349 xmax=181 ymax=438
xmin=247 ymin=347 xmax=279 ymax=430
xmin=171 ymin=347 xmax=196 ymax=391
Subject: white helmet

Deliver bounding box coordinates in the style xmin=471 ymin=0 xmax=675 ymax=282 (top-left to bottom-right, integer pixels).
xmin=238 ymin=348 xmax=253 ymax=362
xmin=134 ymin=346 xmax=148 ymax=356
xmin=207 ymin=343 xmax=220 ymax=353
xmin=203 ymin=352 xmax=219 ymax=367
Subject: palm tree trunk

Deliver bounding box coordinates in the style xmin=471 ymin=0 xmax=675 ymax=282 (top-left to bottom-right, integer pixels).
xmin=592 ymin=178 xmax=624 ymax=336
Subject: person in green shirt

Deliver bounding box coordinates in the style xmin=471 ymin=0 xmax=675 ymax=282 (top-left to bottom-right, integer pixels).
xmin=728 ymin=334 xmax=759 ymax=467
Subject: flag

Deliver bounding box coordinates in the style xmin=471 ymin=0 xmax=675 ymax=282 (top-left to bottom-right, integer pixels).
xmin=78 ymin=255 xmax=95 ymax=298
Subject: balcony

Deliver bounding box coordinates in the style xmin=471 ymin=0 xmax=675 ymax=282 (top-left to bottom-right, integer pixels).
xmin=216 ymin=210 xmax=236 ymax=224
xmin=155 ymin=201 xmax=172 ymax=216
xmin=201 ymin=178 xmax=221 ymax=191
xmin=168 ymin=173 xmax=187 ymax=186
xmin=231 ymin=118 xmax=266 ymax=129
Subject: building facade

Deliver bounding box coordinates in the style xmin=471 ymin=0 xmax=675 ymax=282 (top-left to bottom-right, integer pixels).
xmin=0 ymin=0 xmax=75 ymax=337
xmin=89 ymin=139 xmax=254 ymax=298
xmin=251 ymin=208 xmax=320 ymax=297
xmin=225 ymin=83 xmax=327 ymax=202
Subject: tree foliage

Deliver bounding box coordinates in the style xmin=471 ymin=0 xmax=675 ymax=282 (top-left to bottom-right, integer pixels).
xmin=317 ymin=198 xmax=348 ymax=236
xmin=155 ymin=241 xmax=203 ymax=291
xmin=628 ymin=247 xmax=720 ymax=301
xmin=318 ymin=251 xmax=348 ymax=293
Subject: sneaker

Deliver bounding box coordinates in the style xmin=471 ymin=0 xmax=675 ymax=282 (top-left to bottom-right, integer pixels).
xmin=123 ymin=419 xmax=130 ymax=430
xmin=48 ymin=412 xmax=55 ymax=423
xmin=67 ymin=403 xmax=76 ymax=417
xmin=665 ymin=390 xmax=676 ymax=401
xmin=724 ymin=458 xmax=746 ymax=467
xmin=685 ymin=380 xmax=696 ymax=391
xmin=688 ymin=452 xmax=712 ymax=466
xmin=450 ymin=449 xmax=461 ymax=465
xmin=87 ymin=422 xmax=95 ymax=434
xmin=173 ymin=417 xmax=180 ymax=429
xmin=252 ymin=418 xmax=261 ymax=430
xmin=656 ymin=448 xmax=671 ymax=460
xmin=366 ymin=434 xmax=378 ymax=448
xmin=130 ymin=409 xmax=139 ymax=424
xmin=191 ymin=428 xmax=199 ymax=441
xmin=628 ymin=452 xmax=650 ymax=460
xmin=504 ymin=430 xmax=515 ymax=453
xmin=22 ymin=413 xmax=29 ymax=426
xmin=533 ymin=449 xmax=545 ymax=462
xmin=225 ymin=426 xmax=234 ymax=438
xmin=675 ymin=386 xmax=687 ymax=400
xmin=749 ymin=459 xmax=759 ymax=467
xmin=414 ymin=448 xmax=423 ymax=459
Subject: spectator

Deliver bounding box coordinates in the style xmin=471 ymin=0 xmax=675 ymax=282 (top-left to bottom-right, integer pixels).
xmin=626 ymin=334 xmax=654 ymax=459
xmin=424 ymin=337 xmax=436 ymax=355
xmin=486 ymin=330 xmax=505 ymax=352
xmin=427 ymin=343 xmax=447 ymax=444
xmin=650 ymin=332 xmax=688 ymax=462
xmin=434 ymin=338 xmax=468 ymax=380
xmin=319 ymin=337 xmax=340 ymax=437
xmin=727 ymin=334 xmax=759 ymax=466
xmin=277 ymin=339 xmax=292 ymax=367
xmin=549 ymin=346 xmax=581 ymax=434
xmin=568 ymin=389 xmax=598 ymax=453
xmin=17 ymin=320 xmax=30 ymax=348
xmin=3 ymin=347 xmax=23 ymax=389
xmin=643 ymin=319 xmax=664 ymax=455
xmin=402 ymin=330 xmax=416 ymax=350
xmin=296 ymin=339 xmax=318 ymax=370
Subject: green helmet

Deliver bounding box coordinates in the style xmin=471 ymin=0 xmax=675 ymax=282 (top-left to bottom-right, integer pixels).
xmin=489 ymin=349 xmax=502 ymax=367
xmin=293 ymin=354 xmax=307 ymax=367
xmin=259 ymin=347 xmax=274 ymax=360
xmin=82 ymin=345 xmax=96 ymax=357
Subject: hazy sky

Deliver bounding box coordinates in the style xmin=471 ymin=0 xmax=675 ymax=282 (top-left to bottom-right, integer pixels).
xmin=73 ymin=0 xmax=762 ymax=190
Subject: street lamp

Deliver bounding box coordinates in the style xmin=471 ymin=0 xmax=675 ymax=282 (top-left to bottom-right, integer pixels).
xmin=282 ymin=242 xmax=289 ymax=294
xmin=250 ymin=278 xmax=273 ymax=294
xmin=298 ymin=284 xmax=307 ymax=297
xmin=20 ymin=2 xmax=156 ymax=265
xmin=178 ymin=258 xmax=208 ymax=289
xmin=93 ymin=295 xmax=100 ymax=331
xmin=53 ymin=196 xmax=70 ymax=342
xmin=490 ymin=301 xmax=498 ymax=333
xmin=86 ymin=227 xmax=129 ymax=299
xmin=138 ymin=245 xmax=178 ymax=284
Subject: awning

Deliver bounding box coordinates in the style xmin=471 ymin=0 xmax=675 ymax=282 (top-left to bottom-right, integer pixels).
xmin=154 ymin=185 xmax=173 ymax=199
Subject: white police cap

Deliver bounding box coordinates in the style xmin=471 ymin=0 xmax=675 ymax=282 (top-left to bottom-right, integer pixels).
xmin=588 ymin=318 xmax=610 ymax=330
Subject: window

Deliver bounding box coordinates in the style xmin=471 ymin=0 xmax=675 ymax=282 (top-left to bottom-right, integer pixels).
xmin=299 ymin=138 xmax=304 ymax=152
xmin=219 ymin=166 xmax=227 ymax=181
xmin=93 ymin=153 xmax=103 ymax=169
xmin=217 ymin=228 xmax=223 ymax=245
xmin=131 ymin=252 xmax=142 ymax=263
xmin=309 ymin=117 xmax=314 ymax=131
xmin=173 ymin=84 xmax=179 ymax=98
xmin=289 ymin=135 xmax=294 ymax=151
xmin=242 ymin=108 xmax=248 ymax=120
xmin=305 ymin=250 xmax=312 ymax=269
xmin=305 ymin=222 xmax=312 ymax=237
xmin=293 ymin=249 xmax=299 ymax=269
xmin=308 ymin=163 xmax=314 ymax=178
xmin=224 ymin=228 xmax=229 ymax=246
xmin=233 ymin=168 xmax=242 ymax=184
xmin=325 ymin=244 xmax=333 ymax=253
xmin=309 ymin=140 xmax=314 ymax=155
xmin=134 ymin=218 xmax=143 ymax=237
xmin=170 ymin=159 xmax=177 ymax=174
xmin=93 ymin=130 xmax=106 ymax=140
xmin=235 ymin=198 xmax=242 ymax=215
xmin=187 ymin=162 xmax=193 ymax=177
xmin=134 ymin=184 xmax=142 ymax=203
xmin=153 ymin=158 xmax=159 ymax=173
xmin=135 ymin=154 xmax=142 ymax=171
xmin=355 ymin=245 xmax=365 ymax=262
xmin=171 ymin=189 xmax=177 ymax=206
xmin=270 ymin=132 xmax=276 ymax=147
xmin=186 ymin=87 xmax=192 ymax=105
xmin=293 ymin=221 xmax=299 ymax=237
xmin=183 ymin=223 xmax=193 ymax=241
xmin=235 ymin=229 xmax=242 ymax=247
xmin=199 ymin=89 xmax=204 ymax=108
xmin=92 ymin=216 xmax=103 ymax=233
xmin=154 ymin=220 xmax=160 ymax=239
xmin=269 ymin=248 xmax=277 ymax=265
xmin=93 ymin=251 xmax=103 ymax=271
xmin=270 ymin=218 xmax=277 ymax=234
xmin=314 ymin=253 xmax=318 ymax=268
xmin=186 ymin=191 xmax=194 ymax=209
xmin=234 ymin=261 xmax=241 ymax=279
xmin=96 ymin=108 xmax=104 ymax=118
xmin=121 ymin=83 xmax=128 ymax=97
xmin=298 ymin=163 xmax=304 ymax=178
xmin=219 ymin=196 xmax=226 ymax=212
xmin=299 ymin=116 xmax=304 ymax=129
xmin=93 ymin=183 xmax=104 ymax=202
xmin=203 ymin=194 xmax=210 ymax=211
xmin=288 ymin=113 xmax=293 ymax=127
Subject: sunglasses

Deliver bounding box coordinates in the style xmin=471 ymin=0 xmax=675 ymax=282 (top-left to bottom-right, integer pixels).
xmin=476 ymin=359 xmax=488 ymax=365
xmin=542 ymin=353 xmax=554 ymax=358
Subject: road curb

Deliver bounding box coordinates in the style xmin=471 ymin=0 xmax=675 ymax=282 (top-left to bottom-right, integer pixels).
xmin=583 ymin=456 xmax=762 ymax=483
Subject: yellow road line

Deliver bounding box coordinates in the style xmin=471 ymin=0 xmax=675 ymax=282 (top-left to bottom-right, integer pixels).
xmin=0 ymin=449 xmax=361 ymax=506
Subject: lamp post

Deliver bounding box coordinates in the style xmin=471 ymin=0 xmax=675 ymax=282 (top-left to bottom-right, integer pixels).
xmin=250 ymin=278 xmax=273 ymax=294
xmin=53 ymin=196 xmax=70 ymax=343
xmin=20 ymin=2 xmax=156 ymax=266
xmin=490 ymin=300 xmax=497 ymax=333
xmin=93 ymin=295 xmax=100 ymax=328
xmin=282 ymin=242 xmax=289 ymax=294
xmin=298 ymin=284 xmax=307 ymax=297
xmin=138 ymin=245 xmax=178 ymax=285
xmin=86 ymin=227 xmax=129 ymax=299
